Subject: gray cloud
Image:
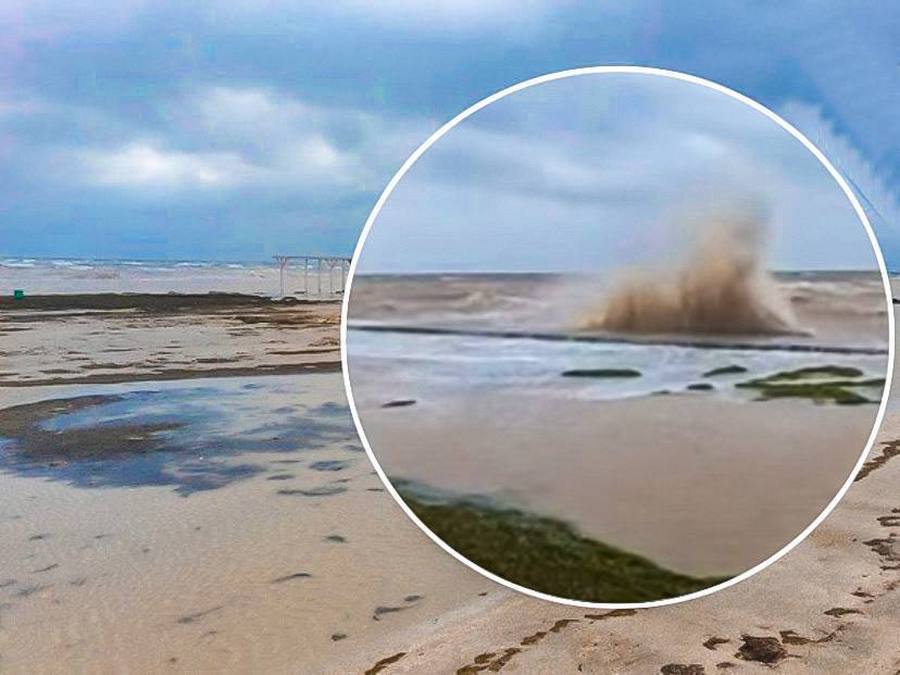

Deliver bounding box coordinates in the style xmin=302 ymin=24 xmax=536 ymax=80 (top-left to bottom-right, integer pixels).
xmin=0 ymin=1 xmax=897 ymax=263
xmin=6 ymin=85 xmax=433 ymax=200
xmin=358 ymin=73 xmax=882 ymax=274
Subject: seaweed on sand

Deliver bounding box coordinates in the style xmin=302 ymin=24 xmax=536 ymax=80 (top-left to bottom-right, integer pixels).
xmin=755 ymin=365 xmax=863 ymax=381
xmin=561 ymin=368 xmax=641 ymax=378
xmin=738 ymin=382 xmax=871 ymax=405
xmin=703 ymin=364 xmax=748 ymax=377
xmin=735 ymin=365 xmax=884 ymax=405
xmin=397 ymin=487 xmax=729 ymax=603
xmin=686 ymin=383 xmax=714 ymax=391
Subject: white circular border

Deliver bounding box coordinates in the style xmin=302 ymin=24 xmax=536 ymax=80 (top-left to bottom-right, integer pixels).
xmin=340 ymin=65 xmax=896 ymax=609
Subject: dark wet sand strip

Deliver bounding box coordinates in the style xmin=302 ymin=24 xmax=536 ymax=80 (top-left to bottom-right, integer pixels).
xmin=0 ymin=360 xmax=340 ymax=387
xmin=0 ymin=292 xmax=324 ymax=312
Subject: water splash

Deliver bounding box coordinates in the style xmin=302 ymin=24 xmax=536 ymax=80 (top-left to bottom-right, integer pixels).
xmin=580 ymin=203 xmax=803 ymax=335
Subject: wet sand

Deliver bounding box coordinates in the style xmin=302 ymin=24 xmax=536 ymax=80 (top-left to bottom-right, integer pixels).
xmin=331 ymin=278 xmax=899 ymax=671
xmin=0 ymin=292 xmax=493 ymax=672
xmin=342 ymin=407 xmax=900 ymax=673
xmin=7 ymin=378 xmax=889 ymax=672
xmin=346 ymin=270 xmax=888 ymax=599
xmin=1 ymin=280 xmax=896 ymax=671
xmin=356 ymin=391 xmax=874 ymax=577
xmin=0 ymin=293 xmax=340 ymax=387
xmin=0 ymin=374 xmax=494 ymax=673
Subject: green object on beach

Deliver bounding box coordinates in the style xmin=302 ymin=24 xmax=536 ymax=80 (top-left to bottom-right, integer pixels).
xmin=735 ymin=365 xmax=882 ymax=405
xmin=703 ymin=364 xmax=747 ymax=377
xmin=13 ymin=289 xmax=24 ymax=300
xmin=686 ymin=382 xmax=714 ymax=391
xmin=399 ymin=489 xmax=729 ymax=603
xmin=561 ymin=368 xmax=642 ymax=378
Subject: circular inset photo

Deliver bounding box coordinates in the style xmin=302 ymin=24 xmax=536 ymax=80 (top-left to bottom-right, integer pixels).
xmin=341 ymin=67 xmax=893 ymax=606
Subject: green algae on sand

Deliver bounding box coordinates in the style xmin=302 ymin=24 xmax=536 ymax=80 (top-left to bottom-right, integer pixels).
xmin=702 ymin=364 xmax=748 ymax=377
xmin=686 ymin=382 xmax=714 ymax=391
xmin=755 ymin=365 xmax=864 ymax=381
xmin=398 ymin=489 xmax=729 ymax=603
xmin=561 ymin=368 xmax=641 ymax=378
xmin=735 ymin=365 xmax=884 ymax=405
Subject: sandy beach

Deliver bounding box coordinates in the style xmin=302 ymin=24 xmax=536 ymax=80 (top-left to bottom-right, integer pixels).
xmin=331 ymin=274 xmax=899 ymax=672
xmin=0 ymin=266 xmax=896 ymax=671
xmin=0 ymin=373 xmax=497 ymax=673
xmin=355 ymin=392 xmax=873 ymax=577
xmin=342 ymin=405 xmax=900 ymax=673
xmin=346 ymin=271 xmax=889 ymax=601
xmin=0 ymin=282 xmax=496 ymax=672
xmin=4 ymin=2 xmax=897 ymax=670
xmin=0 ymin=293 xmax=340 ymax=388
xmin=0 ymin=263 xmax=492 ymax=673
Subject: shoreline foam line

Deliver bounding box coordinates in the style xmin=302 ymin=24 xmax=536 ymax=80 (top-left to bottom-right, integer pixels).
xmin=347 ymin=323 xmax=888 ymax=356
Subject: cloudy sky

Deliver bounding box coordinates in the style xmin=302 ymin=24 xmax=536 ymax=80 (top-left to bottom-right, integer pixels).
xmin=359 ymin=71 xmax=880 ymax=273
xmin=1 ymin=1 xmax=898 ymax=265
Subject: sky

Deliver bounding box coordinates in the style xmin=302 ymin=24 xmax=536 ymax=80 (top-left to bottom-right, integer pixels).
xmin=0 ymin=1 xmax=898 ymax=265
xmin=358 ymin=71 xmax=879 ymax=273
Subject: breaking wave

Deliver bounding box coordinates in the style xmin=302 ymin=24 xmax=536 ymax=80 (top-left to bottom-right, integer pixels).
xmin=580 ymin=204 xmax=804 ymax=336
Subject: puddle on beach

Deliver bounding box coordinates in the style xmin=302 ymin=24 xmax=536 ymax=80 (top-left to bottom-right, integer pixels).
xmin=0 ymin=372 xmax=487 ymax=672
xmin=0 ymin=375 xmax=357 ymax=494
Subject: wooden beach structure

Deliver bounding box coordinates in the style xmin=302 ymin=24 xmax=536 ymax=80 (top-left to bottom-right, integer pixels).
xmin=273 ymin=255 xmax=351 ymax=297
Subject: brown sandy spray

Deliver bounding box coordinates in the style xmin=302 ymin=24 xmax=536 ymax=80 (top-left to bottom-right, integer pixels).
xmin=580 ymin=201 xmax=803 ymax=335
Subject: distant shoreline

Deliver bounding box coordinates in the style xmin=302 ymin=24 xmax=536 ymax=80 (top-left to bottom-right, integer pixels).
xmin=1 ymin=256 xmax=280 ymax=266
xmin=0 ymin=292 xmax=339 ymax=312
xmin=353 ymin=269 xmax=891 ymax=280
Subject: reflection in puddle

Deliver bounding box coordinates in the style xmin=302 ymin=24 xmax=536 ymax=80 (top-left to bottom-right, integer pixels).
xmin=0 ymin=377 xmax=353 ymax=495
